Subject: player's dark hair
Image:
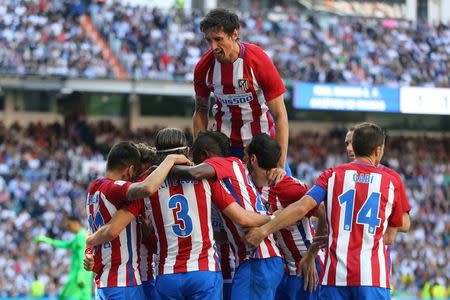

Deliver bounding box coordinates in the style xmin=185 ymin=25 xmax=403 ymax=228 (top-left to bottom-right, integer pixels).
xmin=67 ymin=215 xmax=80 ymax=223
xmin=106 ymin=141 xmax=141 ymax=171
xmin=192 ymin=131 xmax=230 ymax=163
xmin=246 ymin=134 xmax=281 ymax=170
xmin=135 ymin=143 xmax=157 ymax=165
xmin=352 ymin=122 xmax=385 ymax=157
xmin=200 ymin=8 xmax=240 ymax=36
xmin=155 ymin=128 xmax=188 ymax=163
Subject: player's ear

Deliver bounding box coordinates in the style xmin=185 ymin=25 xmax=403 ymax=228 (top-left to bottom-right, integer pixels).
xmin=231 ymin=29 xmax=239 ymax=40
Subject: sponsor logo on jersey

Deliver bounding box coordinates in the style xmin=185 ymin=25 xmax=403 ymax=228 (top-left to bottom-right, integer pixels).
xmin=215 ymin=92 xmax=254 ymax=105
xmin=237 ymin=78 xmax=249 ymax=92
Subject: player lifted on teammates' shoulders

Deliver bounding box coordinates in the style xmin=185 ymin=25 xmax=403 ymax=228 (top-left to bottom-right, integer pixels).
xmin=193 ymin=8 xmax=290 ymax=174
xmin=245 ymin=122 xmax=405 ymax=300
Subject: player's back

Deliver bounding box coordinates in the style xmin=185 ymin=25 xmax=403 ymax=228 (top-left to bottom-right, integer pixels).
xmin=205 ymin=156 xmax=281 ymax=266
xmin=320 ymin=161 xmax=403 ymax=288
xmin=147 ymin=177 xmax=219 ymax=275
xmin=86 ymin=178 xmax=141 ymax=288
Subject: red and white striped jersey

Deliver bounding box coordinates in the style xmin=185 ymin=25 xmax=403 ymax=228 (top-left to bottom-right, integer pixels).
xmin=86 ymin=178 xmax=141 ymax=288
xmin=126 ymin=178 xmax=235 ymax=275
xmin=308 ymin=161 xmax=403 ymax=288
xmin=258 ymin=176 xmax=314 ymax=275
xmin=139 ymin=221 xmax=157 ymax=282
xmin=194 ymin=42 xmax=286 ymax=148
xmin=204 ymin=156 xmax=281 ymax=267
xmin=379 ymin=164 xmax=411 ymax=213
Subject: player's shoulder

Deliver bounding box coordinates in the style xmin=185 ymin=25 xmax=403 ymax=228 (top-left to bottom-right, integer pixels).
xmin=241 ymin=42 xmax=266 ymax=57
xmin=276 ymin=175 xmax=306 ymax=189
xmin=379 ymin=164 xmax=402 ymax=180
xmin=195 ymin=49 xmax=215 ymax=72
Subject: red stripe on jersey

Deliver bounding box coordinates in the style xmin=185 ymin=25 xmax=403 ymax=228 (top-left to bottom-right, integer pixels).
xmin=243 ymin=65 xmax=262 ymax=135
xmin=134 ymin=221 xmax=141 ymax=284
xmin=195 ymin=182 xmax=212 ymax=270
xmin=89 ymin=202 xmax=103 ymax=286
xmin=151 ymin=192 xmax=168 ymax=275
xmin=221 ymin=63 xmax=243 ymax=147
xmin=223 ymin=214 xmax=246 ymax=265
xmin=346 ymin=181 xmax=368 ymax=285
xmin=170 ymin=184 xmax=192 ymax=273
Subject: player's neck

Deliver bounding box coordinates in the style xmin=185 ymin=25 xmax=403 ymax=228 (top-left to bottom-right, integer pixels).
xmin=223 ymin=42 xmax=240 ymax=64
xmin=354 ymin=156 xmax=377 ymax=167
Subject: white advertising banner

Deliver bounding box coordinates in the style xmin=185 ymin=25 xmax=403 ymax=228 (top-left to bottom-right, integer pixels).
xmin=400 ymin=87 xmax=450 ymax=115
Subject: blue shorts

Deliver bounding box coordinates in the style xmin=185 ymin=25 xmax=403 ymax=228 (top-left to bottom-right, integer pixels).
xmin=275 ymin=274 xmax=319 ymax=300
xmin=223 ymin=281 xmax=232 ymax=300
xmin=156 ymin=271 xmax=222 ymax=300
xmin=320 ymin=286 xmax=390 ymax=300
xmin=96 ymin=285 xmax=146 ymax=300
xmin=231 ymin=256 xmax=284 ymax=300
xmin=230 ymin=146 xmax=292 ymax=176
xmin=142 ymin=280 xmax=158 ymax=300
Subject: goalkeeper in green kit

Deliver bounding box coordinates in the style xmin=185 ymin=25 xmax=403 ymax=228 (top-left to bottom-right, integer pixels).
xmin=35 ymin=215 xmax=93 ymax=300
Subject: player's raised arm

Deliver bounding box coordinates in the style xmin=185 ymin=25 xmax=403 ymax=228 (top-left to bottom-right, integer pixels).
xmin=169 ymin=163 xmax=217 ymax=180
xmin=193 ymin=96 xmax=211 ymax=138
xmin=266 ymin=95 xmax=289 ymax=169
xmin=126 ymin=154 xmax=191 ymax=200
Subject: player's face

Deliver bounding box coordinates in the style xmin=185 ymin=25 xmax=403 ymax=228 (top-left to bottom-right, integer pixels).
xmin=345 ymin=131 xmax=355 ymax=161
xmin=204 ymin=28 xmax=239 ymax=63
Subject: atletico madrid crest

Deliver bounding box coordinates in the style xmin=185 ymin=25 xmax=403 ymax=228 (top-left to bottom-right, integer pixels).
xmin=238 ymin=78 xmax=249 ymax=92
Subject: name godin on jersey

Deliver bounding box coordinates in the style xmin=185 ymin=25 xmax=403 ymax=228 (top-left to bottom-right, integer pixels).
xmin=215 ymin=92 xmax=254 ymax=105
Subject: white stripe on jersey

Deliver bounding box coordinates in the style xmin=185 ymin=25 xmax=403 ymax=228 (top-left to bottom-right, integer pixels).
xmin=202 ymin=181 xmax=217 ymax=271
xmin=140 ymin=241 xmax=149 ymax=281
xmin=130 ymin=217 xmax=139 ymax=284
xmin=322 ymin=172 xmax=335 ymax=285
xmin=359 ymin=173 xmax=381 ymax=285
xmin=335 ymin=170 xmax=356 ymax=285
xmin=182 ymin=181 xmax=200 ymax=272
xmin=232 ymin=59 xmax=252 ymax=145
xmin=158 ymin=187 xmax=180 ymax=274
xmin=211 ymin=60 xmax=232 ymax=138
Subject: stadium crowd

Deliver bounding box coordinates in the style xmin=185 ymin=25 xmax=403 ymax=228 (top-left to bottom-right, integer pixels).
xmin=0 ymin=121 xmax=448 ymax=297
xmin=0 ymin=0 xmax=449 ymax=87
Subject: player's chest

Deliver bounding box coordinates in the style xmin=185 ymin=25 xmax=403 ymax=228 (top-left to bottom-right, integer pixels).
xmin=207 ymin=60 xmax=259 ymax=95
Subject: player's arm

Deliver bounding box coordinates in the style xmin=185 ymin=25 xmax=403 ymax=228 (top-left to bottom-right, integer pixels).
xmin=86 ymin=209 xmax=135 ymax=247
xmin=169 ymin=163 xmax=217 ymax=180
xmin=313 ymin=203 xmax=327 ymax=237
xmin=126 ymin=154 xmax=191 ymax=200
xmin=222 ymin=202 xmax=271 ymax=228
xmin=193 ymin=95 xmax=210 ymax=138
xmin=35 ymin=236 xmax=74 ymax=249
xmin=245 ymin=194 xmax=319 ymax=247
xmin=267 ymin=95 xmax=289 ymax=169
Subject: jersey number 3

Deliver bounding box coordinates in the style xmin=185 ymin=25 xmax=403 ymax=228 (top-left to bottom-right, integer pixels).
xmin=338 ymin=189 xmax=381 ymax=234
xmin=169 ymin=194 xmax=193 ymax=237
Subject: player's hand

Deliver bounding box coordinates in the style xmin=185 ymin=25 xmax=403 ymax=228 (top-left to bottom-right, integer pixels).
xmin=244 ymin=227 xmax=266 ymax=248
xmin=267 ymin=168 xmax=285 ymax=185
xmin=168 ymin=154 xmax=193 ymax=166
xmin=311 ymin=235 xmax=328 ymax=250
xmin=297 ymin=255 xmax=319 ymax=292
xmin=83 ymin=248 xmax=94 ymax=271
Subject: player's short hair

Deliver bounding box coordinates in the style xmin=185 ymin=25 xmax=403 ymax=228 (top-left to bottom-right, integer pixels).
xmin=106 ymin=141 xmax=141 ymax=171
xmin=200 ymin=8 xmax=240 ymax=35
xmin=352 ymin=122 xmax=385 ymax=157
xmin=155 ymin=128 xmax=188 ymax=162
xmin=192 ymin=131 xmax=231 ymax=158
xmin=135 ymin=143 xmax=157 ymax=165
xmin=246 ymin=134 xmax=281 ymax=170
xmin=67 ymin=215 xmax=80 ymax=223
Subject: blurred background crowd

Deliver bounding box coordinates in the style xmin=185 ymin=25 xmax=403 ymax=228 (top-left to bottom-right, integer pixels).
xmin=0 ymin=121 xmax=448 ymax=297
xmin=0 ymin=0 xmax=448 ymax=86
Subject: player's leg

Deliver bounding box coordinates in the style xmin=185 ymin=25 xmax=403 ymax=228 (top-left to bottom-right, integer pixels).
xmin=249 ymin=257 xmax=284 ymax=300
xmin=185 ymin=271 xmax=223 ymax=300
xmin=155 ymin=273 xmax=183 ymax=300
xmin=352 ymin=286 xmax=391 ymax=300
xmin=319 ymin=286 xmax=351 ymax=300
